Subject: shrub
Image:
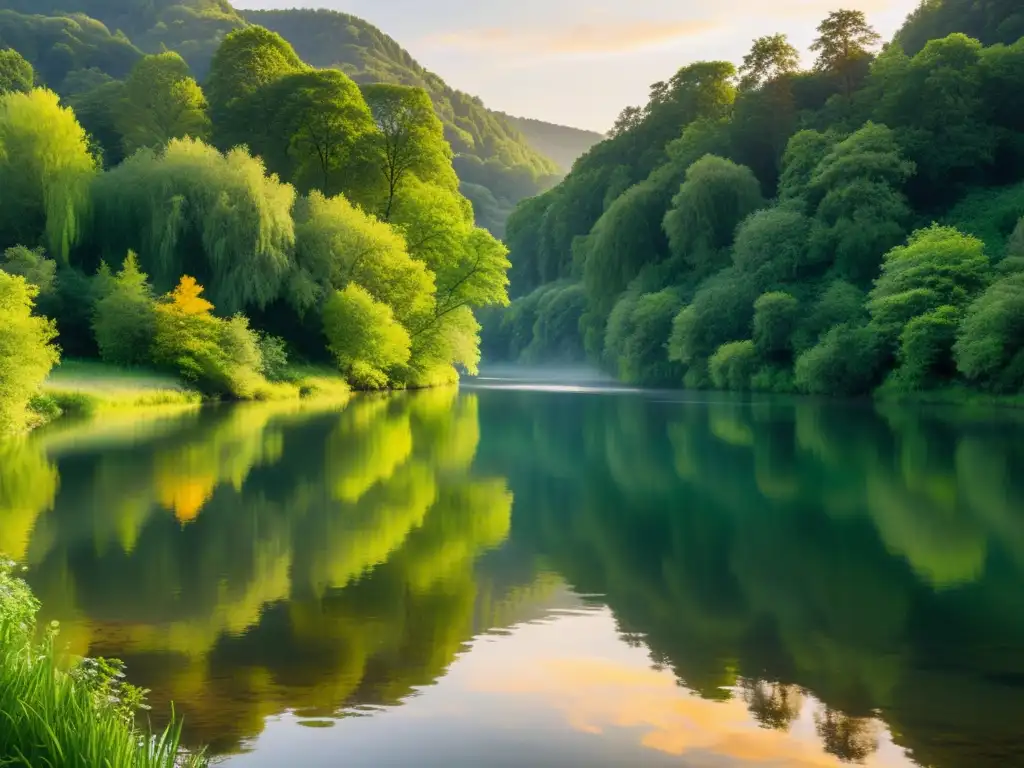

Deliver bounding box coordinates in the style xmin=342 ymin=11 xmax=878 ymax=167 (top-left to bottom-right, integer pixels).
xmin=322 ymin=283 xmax=411 ymax=389
xmin=753 ymin=292 xmax=799 ymax=360
xmin=954 ymin=273 xmax=1024 ymax=391
xmin=794 ymin=324 xmax=883 ymax=396
xmin=898 ymin=305 xmax=960 ymax=386
xmin=1 ymin=245 xmax=55 ymax=293
xmin=0 ymin=272 xmax=59 ymax=433
xmin=605 ymin=290 xmax=683 ymax=385
xmin=710 ymin=340 xmax=757 ymax=390
xmin=92 ymin=252 xmax=156 ymax=366
xmin=257 ymin=333 xmax=290 ymax=381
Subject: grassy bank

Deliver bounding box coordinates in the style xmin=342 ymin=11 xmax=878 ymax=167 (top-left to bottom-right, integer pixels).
xmin=28 ymin=360 xmax=351 ymax=429
xmin=0 ymin=561 xmax=205 ymax=767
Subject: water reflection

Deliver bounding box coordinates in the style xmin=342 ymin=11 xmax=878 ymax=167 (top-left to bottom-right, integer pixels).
xmin=1 ymin=388 xmax=1023 ymax=766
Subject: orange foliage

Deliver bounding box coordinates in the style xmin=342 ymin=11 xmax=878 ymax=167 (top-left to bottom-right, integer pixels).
xmin=166 ymin=275 xmax=214 ymax=316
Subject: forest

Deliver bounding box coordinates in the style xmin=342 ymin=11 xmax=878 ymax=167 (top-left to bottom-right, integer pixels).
xmin=0 ymin=0 xmax=594 ymax=238
xmin=0 ymin=23 xmax=513 ymax=433
xmin=484 ymin=0 xmax=1024 ymax=399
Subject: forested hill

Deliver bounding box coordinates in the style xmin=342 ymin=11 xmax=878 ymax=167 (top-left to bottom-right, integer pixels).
xmin=483 ymin=1 xmax=1024 ymax=402
xmin=0 ymin=1 xmax=593 ymax=238
xmin=497 ymin=114 xmax=605 ymax=173
xmin=242 ymin=8 xmax=567 ymax=237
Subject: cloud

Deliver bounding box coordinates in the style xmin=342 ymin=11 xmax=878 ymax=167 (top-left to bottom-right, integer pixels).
xmin=425 ymin=19 xmax=720 ymax=57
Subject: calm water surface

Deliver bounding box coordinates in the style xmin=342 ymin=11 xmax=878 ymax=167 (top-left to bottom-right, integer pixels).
xmin=3 ymin=381 xmax=1024 ymax=767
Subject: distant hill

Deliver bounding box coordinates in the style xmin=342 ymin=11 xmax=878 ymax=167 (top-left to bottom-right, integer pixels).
xmin=500 ymin=114 xmax=605 ymax=173
xmin=0 ymin=0 xmax=597 ymax=237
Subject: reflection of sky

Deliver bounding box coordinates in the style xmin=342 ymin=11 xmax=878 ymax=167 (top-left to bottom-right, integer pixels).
xmin=234 ymin=0 xmax=920 ymax=131
xmin=225 ymin=607 xmax=915 ymax=767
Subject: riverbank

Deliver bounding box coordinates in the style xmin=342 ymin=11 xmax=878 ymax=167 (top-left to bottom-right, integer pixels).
xmin=28 ymin=360 xmax=352 ymax=430
xmin=0 ymin=561 xmax=206 ymax=767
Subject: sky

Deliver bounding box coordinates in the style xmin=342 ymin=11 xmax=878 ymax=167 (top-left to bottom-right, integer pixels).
xmin=233 ymin=0 xmax=923 ymax=133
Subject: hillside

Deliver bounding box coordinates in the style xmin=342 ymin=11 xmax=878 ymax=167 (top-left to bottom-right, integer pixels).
xmin=499 ymin=113 xmax=605 ymax=172
xmin=0 ymin=0 xmax=598 ymax=237
xmin=484 ymin=4 xmax=1024 ymax=401
xmin=242 ymin=8 xmax=566 ymax=236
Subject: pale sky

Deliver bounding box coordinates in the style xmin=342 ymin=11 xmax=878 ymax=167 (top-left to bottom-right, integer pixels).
xmin=234 ymin=0 xmax=923 ymax=132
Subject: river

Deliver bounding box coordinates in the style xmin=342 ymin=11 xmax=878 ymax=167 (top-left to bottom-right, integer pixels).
xmin=3 ymin=379 xmax=1024 ymax=767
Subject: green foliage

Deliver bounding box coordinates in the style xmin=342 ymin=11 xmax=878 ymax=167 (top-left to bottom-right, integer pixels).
xmin=897 ymin=304 xmax=961 ymax=387
xmin=91 ymin=137 xmax=296 ymax=313
xmin=810 ymin=10 xmax=881 ymax=97
xmin=668 ymin=268 xmax=760 ymax=367
xmin=867 ymin=224 xmax=990 ymax=347
xmin=662 ymin=155 xmax=764 ymax=273
xmin=806 ymin=122 xmax=915 ymax=284
xmin=944 ymin=181 xmax=1024 ymax=256
xmin=292 ymin=190 xmax=433 ymax=323
xmin=604 ymin=289 xmax=683 ymax=385
xmin=897 ymin=0 xmax=1024 ymax=55
xmin=954 ymin=272 xmax=1024 ymax=391
xmin=796 ymin=279 xmax=867 ymax=351
xmin=0 ymin=88 xmax=96 ymax=262
xmin=256 ymin=333 xmax=288 ymax=381
xmin=118 ymin=51 xmax=210 ymax=154
xmin=92 ymin=251 xmax=156 ymax=366
xmin=205 ymin=25 xmax=306 ymax=148
xmin=710 ymin=340 xmax=757 ymax=390
xmin=322 ymin=283 xmax=411 ymax=389
xmin=0 ymin=562 xmax=203 ymax=767
xmin=1 ymin=245 xmax=56 ymax=293
xmin=0 ymin=48 xmax=33 ymax=93
xmin=794 ymin=323 xmax=882 ymax=395
xmin=732 ymin=206 xmax=813 ymax=285
xmin=753 ymin=292 xmax=799 ymax=360
xmin=0 ymin=272 xmax=59 ymax=433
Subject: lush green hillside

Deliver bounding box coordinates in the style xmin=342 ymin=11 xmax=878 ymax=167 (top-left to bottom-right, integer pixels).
xmin=242 ymin=8 xmax=563 ymax=237
xmin=498 ymin=113 xmax=604 ymax=172
xmin=484 ymin=4 xmax=1024 ymax=402
xmin=0 ymin=0 xmax=578 ymax=237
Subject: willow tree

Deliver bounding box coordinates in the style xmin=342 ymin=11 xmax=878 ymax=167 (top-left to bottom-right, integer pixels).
xmin=117 ymin=52 xmax=210 ymax=155
xmin=0 ymin=88 xmax=96 ymax=262
xmin=361 ymin=84 xmax=457 ymax=220
xmin=90 ymin=138 xmax=296 ymax=313
xmin=323 ymin=283 xmax=412 ymax=389
xmin=292 ymin=190 xmax=435 ymax=324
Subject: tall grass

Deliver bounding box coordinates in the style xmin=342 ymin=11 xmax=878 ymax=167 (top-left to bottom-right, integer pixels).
xmin=0 ymin=561 xmax=206 ymax=767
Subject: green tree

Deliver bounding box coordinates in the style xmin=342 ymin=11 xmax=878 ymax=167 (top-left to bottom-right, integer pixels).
xmin=90 ymin=138 xmax=296 ymax=313
xmin=739 ymin=34 xmax=800 ymax=91
xmin=954 ymin=272 xmax=1024 ymax=391
xmin=361 ymin=84 xmax=457 ymax=220
xmin=807 ymin=122 xmax=915 ymax=284
xmin=732 ymin=206 xmax=813 ymax=286
xmin=663 ymin=155 xmax=764 ymax=274
xmin=0 ymin=88 xmax=96 ymax=262
xmin=263 ymin=70 xmax=376 ymax=198
xmin=0 ymin=271 xmax=59 ymax=433
xmin=292 ymin=190 xmax=434 ymax=323
xmin=811 ymin=9 xmax=881 ymax=98
xmin=0 ymin=49 xmax=33 ymax=94
xmin=898 ymin=304 xmax=961 ymax=387
xmin=92 ymin=251 xmax=157 ymax=366
xmin=604 ymin=290 xmax=683 ymax=385
xmin=323 ymin=283 xmax=411 ymax=388
xmin=753 ymin=292 xmax=799 ymax=361
xmin=710 ymin=340 xmax=758 ymax=390
xmin=206 ymin=25 xmax=306 ymax=149
xmin=794 ymin=323 xmax=882 ymax=395
xmin=868 ymin=225 xmax=990 ymax=348
xmin=118 ymin=52 xmax=210 ymax=155
xmin=1 ymin=245 xmax=55 ymax=294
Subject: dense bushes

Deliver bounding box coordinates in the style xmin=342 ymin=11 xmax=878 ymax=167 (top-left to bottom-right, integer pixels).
xmin=0 ymin=272 xmax=59 ymax=432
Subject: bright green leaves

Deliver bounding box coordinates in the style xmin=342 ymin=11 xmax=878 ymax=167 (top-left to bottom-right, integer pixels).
xmin=293 ymin=190 xmax=434 ymax=324
xmin=91 ymin=138 xmax=296 ymax=313
xmin=0 ymin=88 xmax=96 ymax=263
xmin=323 ymin=283 xmax=411 ymax=389
xmin=92 ymin=251 xmax=156 ymax=366
xmin=954 ymin=272 xmax=1024 ymax=391
xmin=0 ymin=271 xmax=59 ymax=434
xmin=0 ymin=49 xmax=33 ymax=95
xmin=118 ymin=52 xmax=210 ymax=155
